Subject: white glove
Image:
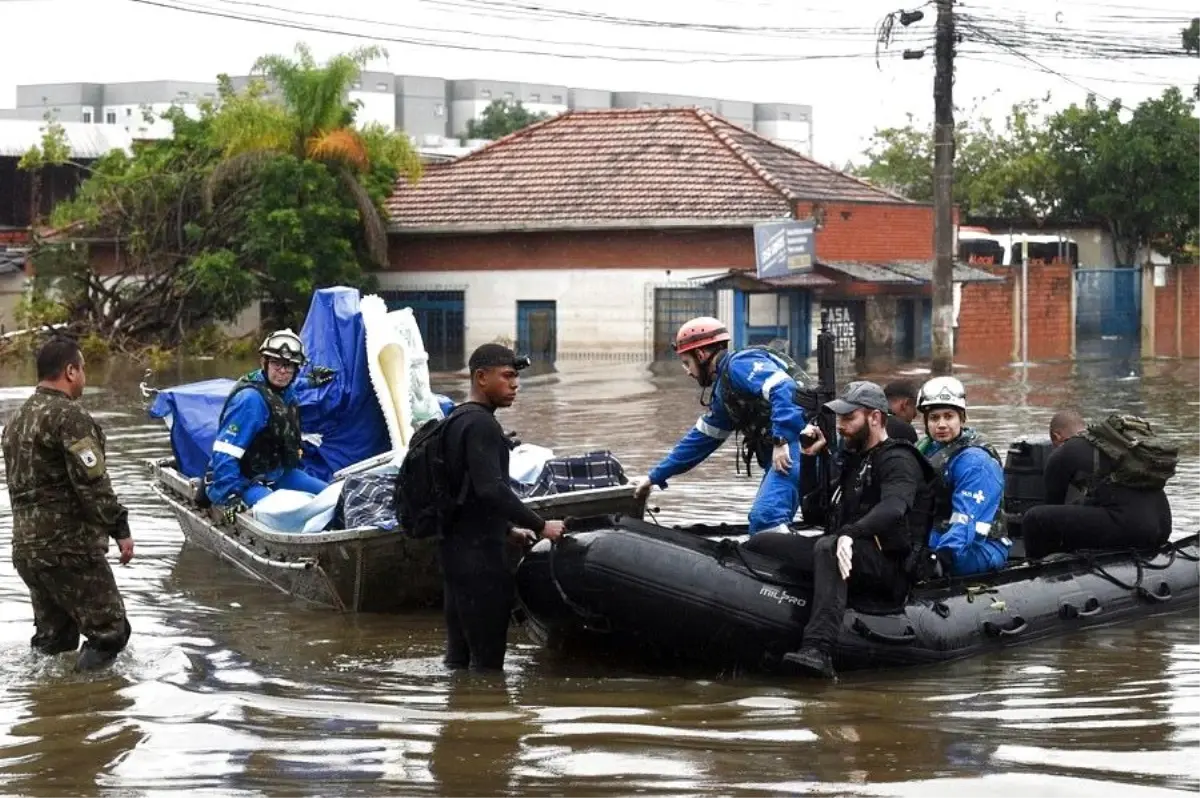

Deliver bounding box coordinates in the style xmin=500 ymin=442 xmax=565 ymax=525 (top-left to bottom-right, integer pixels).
xmin=632 ymin=476 xmax=654 ymax=500
xmin=836 ymin=535 xmax=854 ymax=581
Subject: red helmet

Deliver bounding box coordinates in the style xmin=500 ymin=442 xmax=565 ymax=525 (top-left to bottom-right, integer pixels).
xmin=673 ymin=316 xmax=731 ymax=355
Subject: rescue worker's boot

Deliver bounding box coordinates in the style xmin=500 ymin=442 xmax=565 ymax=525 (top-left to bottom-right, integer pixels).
xmin=783 ymin=645 xmax=837 ymax=681
xmin=74 ymin=619 xmax=131 ymax=672
xmin=31 ymin=625 xmax=80 ymax=656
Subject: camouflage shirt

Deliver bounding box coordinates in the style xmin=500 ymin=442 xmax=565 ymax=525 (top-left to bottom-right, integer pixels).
xmin=1 ymin=386 xmax=131 ymax=558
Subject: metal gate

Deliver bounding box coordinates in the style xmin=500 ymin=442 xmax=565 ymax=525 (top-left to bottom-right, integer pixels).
xmin=1075 ymin=267 xmax=1141 ymax=360
xmin=653 ymin=287 xmax=717 ymax=360
xmin=379 ymin=289 xmax=466 ymax=372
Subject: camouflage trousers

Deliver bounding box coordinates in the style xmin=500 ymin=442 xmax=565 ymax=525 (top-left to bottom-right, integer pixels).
xmin=12 ymin=552 xmax=131 ymax=657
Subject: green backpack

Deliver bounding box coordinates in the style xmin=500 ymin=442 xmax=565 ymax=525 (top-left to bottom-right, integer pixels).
xmin=1081 ymin=414 xmax=1178 ymax=491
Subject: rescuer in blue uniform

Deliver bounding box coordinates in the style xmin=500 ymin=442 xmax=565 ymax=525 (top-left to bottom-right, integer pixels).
xmin=915 ymin=376 xmax=1010 ymax=576
xmin=633 ymin=317 xmax=807 ymax=535
xmin=205 ymin=329 xmax=330 ymax=509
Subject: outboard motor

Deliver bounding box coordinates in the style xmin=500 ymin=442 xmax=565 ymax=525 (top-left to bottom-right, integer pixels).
xmin=1003 ymin=437 xmax=1055 ymax=536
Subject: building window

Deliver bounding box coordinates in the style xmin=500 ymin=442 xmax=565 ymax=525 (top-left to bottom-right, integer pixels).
xmin=781 ymin=111 xmax=791 ymax=121
xmin=352 ymin=81 xmax=362 ymax=89
xmin=126 ymin=107 xmax=133 ymax=117
xmin=434 ymin=103 xmax=445 ymax=117
xmin=503 ymin=91 xmax=514 ymax=100
xmin=552 ymin=94 xmax=563 ymax=103
xmin=529 ymin=92 xmax=540 ymax=102
xmin=480 ymin=89 xmax=492 ymax=98
xmin=82 ymin=110 xmax=92 ymax=123
xmin=105 ymin=111 xmax=116 ymax=124
xmin=376 ymin=82 xmax=390 ymax=91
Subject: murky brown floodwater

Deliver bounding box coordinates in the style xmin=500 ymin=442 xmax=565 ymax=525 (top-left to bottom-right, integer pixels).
xmin=1 ymin=353 xmax=1197 ymax=797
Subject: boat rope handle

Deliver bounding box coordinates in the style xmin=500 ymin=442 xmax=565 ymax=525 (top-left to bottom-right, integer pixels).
xmin=547 ymin=539 xmax=611 ymax=632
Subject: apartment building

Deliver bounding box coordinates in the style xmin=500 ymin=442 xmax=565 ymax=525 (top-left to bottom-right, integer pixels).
xmin=1 ymin=73 xmax=815 ymax=155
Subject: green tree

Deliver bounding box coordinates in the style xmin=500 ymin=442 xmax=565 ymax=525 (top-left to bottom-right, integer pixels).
xmin=205 ymin=44 xmax=421 ymax=269
xmin=850 ymin=100 xmax=1054 ymax=220
xmin=463 ymin=99 xmax=551 ymax=141
xmin=1184 ymin=18 xmax=1199 ymax=99
xmin=1044 ymin=87 xmax=1199 ymax=264
xmin=17 ymin=114 xmax=72 ymax=226
xmin=38 ymin=44 xmax=425 ymax=347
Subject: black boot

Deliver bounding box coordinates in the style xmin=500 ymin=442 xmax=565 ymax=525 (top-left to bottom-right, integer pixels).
xmin=31 ymin=627 xmax=80 ymax=656
xmin=783 ymin=646 xmax=837 ymax=680
xmin=74 ymin=620 xmax=131 ymax=672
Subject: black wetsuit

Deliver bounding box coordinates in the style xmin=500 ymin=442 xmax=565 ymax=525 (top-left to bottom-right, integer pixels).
xmin=1022 ymin=435 xmax=1172 ymax=559
xmin=439 ymin=402 xmax=546 ymax=671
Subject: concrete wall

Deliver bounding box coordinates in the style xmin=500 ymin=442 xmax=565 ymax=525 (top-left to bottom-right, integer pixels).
xmin=376 ymin=266 xmax=723 ymax=359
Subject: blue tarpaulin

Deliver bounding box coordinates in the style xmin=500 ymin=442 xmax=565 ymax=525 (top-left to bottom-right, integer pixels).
xmin=149 ymin=287 xmax=404 ymax=481
xmin=147 ymin=378 xmax=236 ymax=479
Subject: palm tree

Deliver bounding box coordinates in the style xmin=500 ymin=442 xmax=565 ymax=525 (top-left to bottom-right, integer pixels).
xmin=204 ymin=44 xmax=420 ymax=266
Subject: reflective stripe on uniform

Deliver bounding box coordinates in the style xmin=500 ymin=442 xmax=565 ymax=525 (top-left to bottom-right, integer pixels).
xmin=695 ymin=417 xmax=732 ymax=440
xmin=949 ymin=511 xmax=970 ymax=525
xmin=760 ymin=370 xmax=789 ymax=400
xmin=213 ymin=440 xmax=246 ymax=459
xmin=975 ymin=521 xmax=992 ymax=537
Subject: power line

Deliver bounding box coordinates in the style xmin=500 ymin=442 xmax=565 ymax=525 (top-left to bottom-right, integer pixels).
xmin=206 ymin=0 xmax=900 ymax=59
xmin=127 ymin=0 xmax=910 ymax=63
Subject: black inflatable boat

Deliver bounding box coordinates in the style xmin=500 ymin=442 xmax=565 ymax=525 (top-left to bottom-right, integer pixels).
xmin=515 ymin=517 xmax=1199 ymax=674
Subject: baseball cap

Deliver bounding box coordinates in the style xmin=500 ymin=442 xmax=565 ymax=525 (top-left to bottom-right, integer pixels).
xmin=825 ymin=380 xmax=889 ymax=415
xmin=468 ymin=343 xmax=530 ymax=373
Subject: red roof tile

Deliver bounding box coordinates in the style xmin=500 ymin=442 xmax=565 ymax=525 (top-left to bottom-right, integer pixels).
xmin=386 ymin=108 xmax=913 ymax=232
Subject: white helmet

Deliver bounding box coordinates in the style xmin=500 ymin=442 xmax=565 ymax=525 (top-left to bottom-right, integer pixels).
xmin=259 ymin=329 xmax=307 ymax=366
xmin=917 ymin=376 xmax=967 ymax=413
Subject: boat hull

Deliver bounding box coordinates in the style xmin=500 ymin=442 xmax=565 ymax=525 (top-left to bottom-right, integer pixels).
xmin=515 ymin=516 xmax=1200 ymax=674
xmin=150 ymin=459 xmax=646 ymax=612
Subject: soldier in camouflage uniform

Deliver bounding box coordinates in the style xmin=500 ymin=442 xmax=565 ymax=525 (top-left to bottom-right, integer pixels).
xmin=1 ymin=337 xmax=135 ymax=672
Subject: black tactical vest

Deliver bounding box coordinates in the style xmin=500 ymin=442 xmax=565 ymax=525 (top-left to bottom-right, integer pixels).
xmin=717 ymin=346 xmax=817 ymax=472
xmin=830 ymin=438 xmax=940 ymax=554
xmin=219 ymin=374 xmax=302 ymax=480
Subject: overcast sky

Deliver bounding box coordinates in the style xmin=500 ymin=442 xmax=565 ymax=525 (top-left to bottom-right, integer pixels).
xmin=0 ymin=0 xmax=1195 ymax=166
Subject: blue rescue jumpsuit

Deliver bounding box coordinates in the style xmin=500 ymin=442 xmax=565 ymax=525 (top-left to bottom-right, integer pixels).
xmin=647 ymin=349 xmax=807 ymax=535
xmin=205 ymin=373 xmax=329 ymax=507
xmin=924 ymin=437 xmax=1010 ymax=575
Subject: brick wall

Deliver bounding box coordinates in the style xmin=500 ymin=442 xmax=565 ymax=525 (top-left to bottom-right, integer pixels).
xmin=389 ymin=228 xmax=757 ymax=271
xmin=389 ymin=200 xmax=937 ymax=273
xmin=1154 ymin=264 xmax=1200 ymax=358
xmin=956 ymin=263 xmax=1074 ymax=364
xmin=807 ymin=201 xmax=936 ymax=262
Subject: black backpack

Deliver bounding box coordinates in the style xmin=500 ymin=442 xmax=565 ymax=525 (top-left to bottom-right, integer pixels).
xmin=394 ymin=405 xmax=475 ymax=538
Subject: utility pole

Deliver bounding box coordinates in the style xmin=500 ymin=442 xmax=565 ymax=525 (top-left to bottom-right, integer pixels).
xmin=930 ymin=0 xmax=956 ymax=375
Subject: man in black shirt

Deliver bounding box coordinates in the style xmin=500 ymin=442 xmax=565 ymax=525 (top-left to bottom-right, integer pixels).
xmin=782 ymin=381 xmax=933 ymax=680
xmin=439 ymin=344 xmax=565 ymax=671
xmin=883 ymin=379 xmax=919 ymax=444
xmin=1022 ymin=409 xmax=1171 ymax=559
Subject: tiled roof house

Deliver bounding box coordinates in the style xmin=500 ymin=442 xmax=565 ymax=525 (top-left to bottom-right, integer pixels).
xmin=382 ymin=107 xmax=993 ymax=369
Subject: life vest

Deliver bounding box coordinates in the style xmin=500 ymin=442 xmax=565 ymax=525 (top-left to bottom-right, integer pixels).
xmin=828 ymin=437 xmax=941 ymax=556
xmin=717 ymin=345 xmax=817 ymax=473
xmin=218 ymin=373 xmax=302 ymax=480
xmin=919 ymin=428 xmax=1008 ymax=542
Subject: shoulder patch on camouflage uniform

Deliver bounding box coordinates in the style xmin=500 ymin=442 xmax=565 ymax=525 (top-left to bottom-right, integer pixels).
xmin=68 ymin=435 xmax=107 ymax=480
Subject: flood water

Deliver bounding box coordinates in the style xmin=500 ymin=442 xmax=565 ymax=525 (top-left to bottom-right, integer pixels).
xmin=1 ymin=354 xmax=1197 ymax=797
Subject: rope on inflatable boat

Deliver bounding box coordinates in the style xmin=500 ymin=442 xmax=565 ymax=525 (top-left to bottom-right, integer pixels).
xmin=547 ymin=537 xmax=611 ymax=633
